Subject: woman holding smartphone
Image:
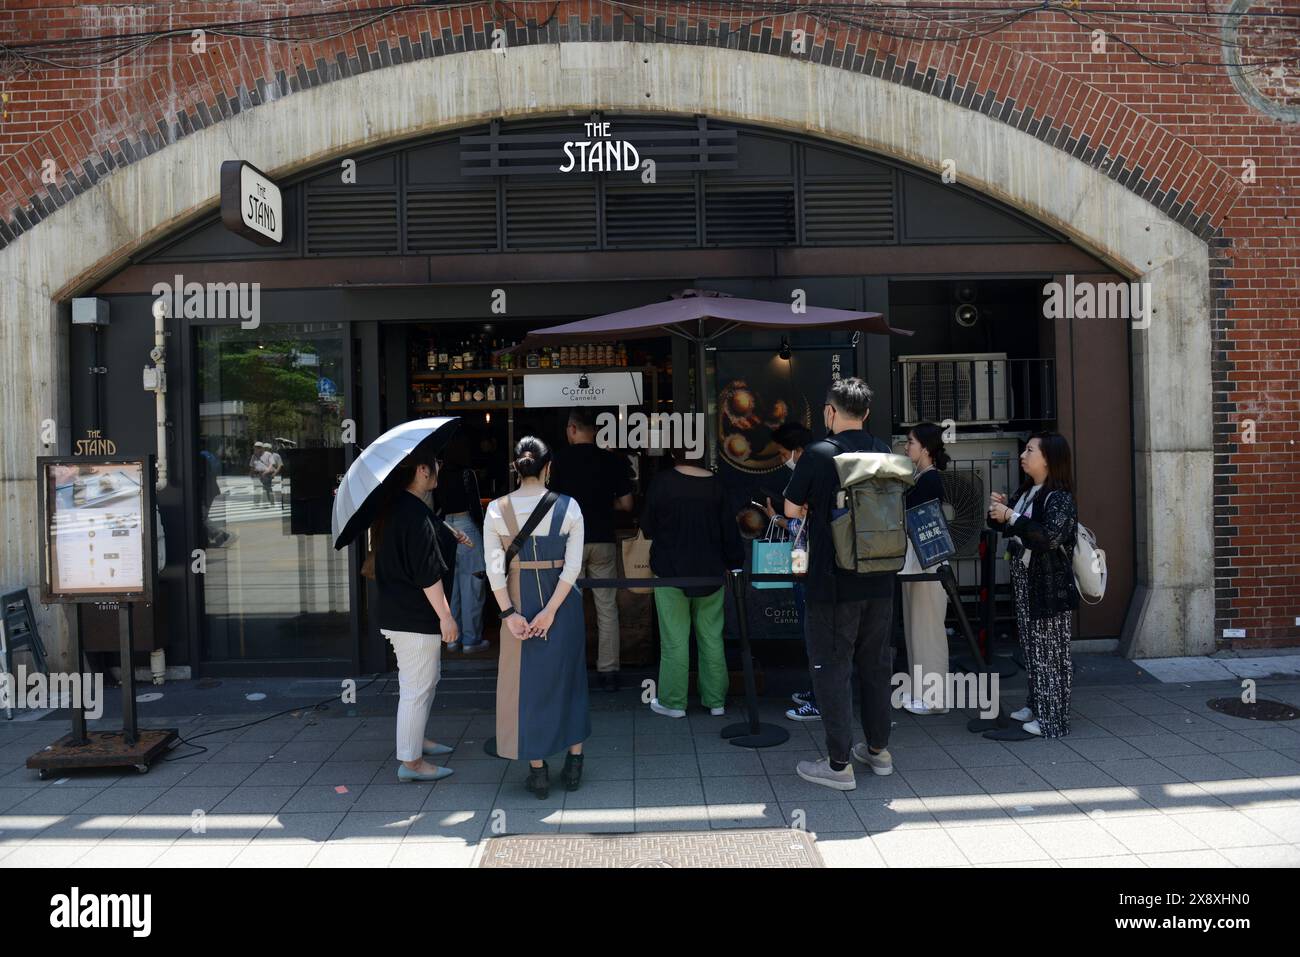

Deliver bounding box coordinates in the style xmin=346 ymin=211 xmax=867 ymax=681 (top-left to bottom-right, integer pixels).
xmin=987 ymin=432 xmax=1079 ymax=739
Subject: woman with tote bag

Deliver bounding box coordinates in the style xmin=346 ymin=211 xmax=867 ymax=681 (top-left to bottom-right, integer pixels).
xmin=899 ymin=422 xmax=952 ymax=715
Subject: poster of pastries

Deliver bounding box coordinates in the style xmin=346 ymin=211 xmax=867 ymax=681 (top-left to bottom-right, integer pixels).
xmin=44 ymin=461 xmax=146 ymax=596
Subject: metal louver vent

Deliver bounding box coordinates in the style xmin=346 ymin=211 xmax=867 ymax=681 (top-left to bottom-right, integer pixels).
xmin=704 ymin=185 xmax=795 ymax=246
xmin=604 ymin=185 xmax=697 ymax=248
xmin=804 ymin=180 xmax=895 ymax=244
xmin=406 ymin=189 xmax=498 ymax=253
xmin=504 ymin=183 xmax=597 ymax=249
xmin=306 ymin=191 xmax=398 ymax=255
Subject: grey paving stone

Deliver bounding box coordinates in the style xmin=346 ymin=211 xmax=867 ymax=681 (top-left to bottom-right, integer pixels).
xmin=1221 ymin=749 xmax=1300 ymax=777
xmin=1136 ymin=848 xmax=1233 ymax=867
xmin=266 ymin=741 xmax=344 ymax=763
xmin=946 ymin=823 xmax=1050 ymax=863
xmin=1089 ymin=714 xmax=1167 ymax=737
xmin=556 ymin=806 xmax=637 ymax=833
xmin=71 ymin=787 xmax=169 ymax=816
xmin=1156 ymin=753 xmax=1256 ymax=782
xmin=966 ymin=764 xmax=1052 ymax=794
xmin=280 ymin=785 xmax=362 ymax=813
xmin=1008 ymin=739 xmax=1090 ymax=765
xmin=562 ymin=780 xmax=634 ymax=808
xmin=634 ymin=805 xmax=712 ymax=831
xmin=328 ymin=811 xmax=417 ymax=843
xmin=1020 ymin=818 xmax=1130 ymax=860
xmin=780 ymin=800 xmax=864 ymax=833
xmin=404 ymin=808 xmax=491 ymax=842
xmin=850 ymin=796 xmax=939 ymax=833
xmin=580 ymin=735 xmax=634 ymax=757
xmin=307 ymin=761 xmax=386 ymax=786
xmin=919 ymin=793 xmax=1013 ymax=828
xmin=892 ymin=745 xmax=959 ymax=772
xmin=993 ymin=789 xmax=1092 ymax=822
xmin=1125 ymin=733 xmax=1209 ymax=758
xmin=241 ymin=762 xmax=323 ymax=787
xmin=1063 ymin=737 xmax=1146 ymax=762
xmin=1060 ymin=785 xmax=1161 ymax=819
xmin=1092 ymin=758 xmax=1189 ymax=786
xmin=174 ymin=812 xmax=274 ymax=844
xmin=230 ymin=843 xmax=322 ymax=866
xmin=634 ymin=754 xmax=700 ymax=779
xmin=702 ymin=775 xmax=776 ymax=805
xmin=1057 ymin=854 xmax=1147 ymax=867
xmin=634 ymin=734 xmax=696 ymax=755
xmin=1240 ymin=805 xmax=1300 ymax=842
xmin=942 ymin=742 xmax=1025 ymax=768
xmin=206 ymin=742 xmax=284 ymax=763
xmin=635 ymin=777 xmax=704 ymax=808
xmin=1033 ymin=761 xmax=1122 ymax=789
xmin=1147 ymin=711 xmax=1226 ymax=735
xmin=329 ymin=740 xmax=395 ymax=762
xmin=491 ymin=806 xmax=562 ymax=834
xmin=211 ymin=786 xmax=299 ymax=814
xmin=1171 ymin=809 xmax=1291 ymax=849
xmin=1219 ymin=843 xmax=1300 ymax=867
xmin=0 ymin=842 xmax=97 ymax=867
xmin=421 ymin=782 xmax=500 ymax=810
xmin=141 ymin=787 xmax=233 ymax=814
xmin=435 ymin=759 xmax=507 ymax=783
xmin=1069 ymin=696 xmax=1137 ymax=718
xmin=251 ymin=812 xmax=346 ymax=844
xmin=310 ymin=842 xmax=399 ymax=867
xmin=1180 ymin=729 xmax=1271 ymax=753
xmin=707 ymin=802 xmax=785 ymax=829
xmin=1100 ymin=815 xmax=1208 ymax=854
xmin=351 ymin=785 xmax=430 ymax=813
xmin=768 ymin=774 xmax=850 ymax=804
xmin=871 ymin=827 xmax=968 ymax=866
xmin=814 ymin=832 xmax=887 ymax=867
xmin=169 ymin=762 xmax=261 ymax=788
xmin=579 ymin=756 xmax=634 ymax=781
xmin=696 ymin=750 xmax=765 ymax=777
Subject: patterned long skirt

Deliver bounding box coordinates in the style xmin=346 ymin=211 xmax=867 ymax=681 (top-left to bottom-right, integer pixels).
xmin=1010 ymin=559 xmax=1073 ymax=738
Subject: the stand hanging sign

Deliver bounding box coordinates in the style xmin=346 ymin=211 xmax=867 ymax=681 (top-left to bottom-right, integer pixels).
xmin=220 ymin=160 xmax=283 ymax=245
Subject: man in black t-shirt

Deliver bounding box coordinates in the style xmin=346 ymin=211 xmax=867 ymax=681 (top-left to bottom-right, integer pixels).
xmin=783 ymin=377 xmax=897 ymax=791
xmin=549 ymin=408 xmax=635 ymax=691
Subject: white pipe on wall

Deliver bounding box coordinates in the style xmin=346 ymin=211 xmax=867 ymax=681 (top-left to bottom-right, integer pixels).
xmin=149 ymin=298 xmax=168 ymax=490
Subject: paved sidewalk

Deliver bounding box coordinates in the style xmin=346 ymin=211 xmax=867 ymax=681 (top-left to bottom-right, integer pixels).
xmin=0 ymin=677 xmax=1298 ymax=867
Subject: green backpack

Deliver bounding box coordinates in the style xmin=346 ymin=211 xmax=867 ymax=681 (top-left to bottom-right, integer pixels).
xmin=824 ymin=436 xmax=915 ymax=575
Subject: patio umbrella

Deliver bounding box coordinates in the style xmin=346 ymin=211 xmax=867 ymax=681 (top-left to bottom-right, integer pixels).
xmin=331 ymin=416 xmax=461 ymax=550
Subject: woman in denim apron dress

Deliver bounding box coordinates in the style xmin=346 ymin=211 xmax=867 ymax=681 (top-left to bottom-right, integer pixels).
xmin=484 ymin=436 xmax=592 ymax=799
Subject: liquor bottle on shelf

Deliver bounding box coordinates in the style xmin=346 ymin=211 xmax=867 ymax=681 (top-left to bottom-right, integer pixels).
xmin=472 ymin=381 xmax=485 ymax=403
xmin=526 ymin=348 xmax=540 ymax=370
xmin=486 ymin=380 xmax=497 ymax=402
xmin=448 ymin=383 xmax=462 ymax=403
xmin=437 ymin=340 xmax=450 ymax=370
xmin=433 ymin=383 xmax=444 ymax=404
xmin=618 ymin=343 xmax=627 ymax=366
xmin=426 ymin=339 xmax=436 ymax=371
xmin=462 ymin=341 xmax=475 ymax=371
xmin=540 ymin=346 xmax=551 ymax=369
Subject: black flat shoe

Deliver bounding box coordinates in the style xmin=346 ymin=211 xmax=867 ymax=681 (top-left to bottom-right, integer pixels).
xmin=983 ymin=727 xmax=1038 ymax=741
xmin=561 ymin=753 xmax=584 ymax=791
xmin=525 ymin=761 xmax=549 ymax=800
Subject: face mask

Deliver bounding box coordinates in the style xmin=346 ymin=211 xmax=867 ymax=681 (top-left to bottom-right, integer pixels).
xmin=784 ymin=456 xmax=797 ymax=471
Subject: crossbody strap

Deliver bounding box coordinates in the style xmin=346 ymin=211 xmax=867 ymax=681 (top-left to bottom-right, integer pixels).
xmin=503 ymin=491 xmax=559 ymax=571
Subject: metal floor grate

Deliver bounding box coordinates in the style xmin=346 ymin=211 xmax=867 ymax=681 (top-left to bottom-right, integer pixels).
xmin=476 ymin=828 xmax=823 ymax=868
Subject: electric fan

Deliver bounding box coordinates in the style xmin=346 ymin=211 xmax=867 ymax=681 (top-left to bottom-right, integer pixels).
xmin=939 ymin=468 xmax=985 ymax=558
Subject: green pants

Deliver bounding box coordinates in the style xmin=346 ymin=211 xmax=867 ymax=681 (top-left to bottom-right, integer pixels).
xmin=653 ymin=586 xmax=727 ymax=711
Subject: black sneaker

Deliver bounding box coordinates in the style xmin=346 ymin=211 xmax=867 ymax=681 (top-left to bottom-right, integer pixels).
xmin=791 ymin=690 xmax=816 ymax=707
xmin=785 ymin=701 xmax=822 ymax=722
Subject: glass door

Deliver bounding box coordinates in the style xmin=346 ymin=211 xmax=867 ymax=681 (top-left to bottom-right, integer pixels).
xmin=195 ymin=322 xmax=352 ymax=666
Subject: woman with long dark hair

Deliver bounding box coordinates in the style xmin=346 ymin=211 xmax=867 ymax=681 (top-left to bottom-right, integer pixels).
xmin=987 ymin=432 xmax=1079 ymax=739
xmin=484 ymin=436 xmax=591 ymax=799
xmin=900 ymin=422 xmax=952 ymax=715
xmin=363 ymin=443 xmax=459 ymax=782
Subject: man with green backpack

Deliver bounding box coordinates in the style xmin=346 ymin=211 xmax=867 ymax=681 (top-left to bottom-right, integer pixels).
xmin=783 ymin=377 xmax=915 ymax=791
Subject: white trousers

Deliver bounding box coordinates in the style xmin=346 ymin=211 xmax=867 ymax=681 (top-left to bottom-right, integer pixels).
xmin=383 ymin=630 xmax=443 ymax=762
xmin=900 ymin=579 xmax=951 ymax=705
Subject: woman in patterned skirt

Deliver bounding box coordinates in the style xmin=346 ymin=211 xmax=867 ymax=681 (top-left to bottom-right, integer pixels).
xmin=484 ymin=436 xmax=591 ymax=799
xmin=986 ymin=432 xmax=1079 ymax=739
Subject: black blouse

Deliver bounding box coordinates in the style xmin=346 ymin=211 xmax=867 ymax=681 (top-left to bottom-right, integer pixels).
xmin=640 ymin=468 xmax=740 ymax=597
xmin=988 ymin=486 xmax=1079 ymax=619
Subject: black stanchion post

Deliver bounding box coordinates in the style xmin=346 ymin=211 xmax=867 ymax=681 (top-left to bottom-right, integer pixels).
xmin=119 ymin=606 xmax=137 ymax=746
xmin=719 ymin=568 xmax=789 ymax=749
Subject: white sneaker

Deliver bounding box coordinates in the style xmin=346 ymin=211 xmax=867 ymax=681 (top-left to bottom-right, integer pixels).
xmin=709 ymin=706 xmax=726 ymax=717
xmin=1010 ymin=706 xmax=1033 ymax=722
xmin=851 ymin=742 xmax=894 ymax=776
xmin=649 ymin=698 xmax=686 ymax=719
xmin=903 ymin=698 xmax=949 ymax=716
xmin=1022 ymin=720 xmax=1043 ymax=736
xmin=796 ymin=756 xmax=856 ymax=791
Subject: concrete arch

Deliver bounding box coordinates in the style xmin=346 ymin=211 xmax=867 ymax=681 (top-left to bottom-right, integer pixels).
xmin=0 ymin=41 xmax=1212 ymax=658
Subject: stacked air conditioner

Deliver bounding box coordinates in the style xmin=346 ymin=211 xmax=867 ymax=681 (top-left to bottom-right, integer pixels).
xmin=897 ymin=353 xmax=1010 ymax=427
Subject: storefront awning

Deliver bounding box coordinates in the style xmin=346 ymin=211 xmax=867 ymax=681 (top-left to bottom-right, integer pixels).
xmin=501 ymin=289 xmax=911 ymax=354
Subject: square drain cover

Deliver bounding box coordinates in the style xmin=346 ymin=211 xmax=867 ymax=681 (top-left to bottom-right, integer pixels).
xmin=477 ymin=828 xmax=823 ymax=868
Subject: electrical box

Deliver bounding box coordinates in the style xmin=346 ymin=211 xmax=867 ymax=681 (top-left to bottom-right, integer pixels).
xmin=142 ymin=367 xmax=164 ymax=391
xmin=71 ymin=297 xmax=109 ymax=326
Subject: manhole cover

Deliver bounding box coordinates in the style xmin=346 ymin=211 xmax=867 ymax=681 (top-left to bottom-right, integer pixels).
xmin=1207 ymin=697 xmax=1299 ymax=721
xmin=478 ymin=829 xmax=822 ymax=868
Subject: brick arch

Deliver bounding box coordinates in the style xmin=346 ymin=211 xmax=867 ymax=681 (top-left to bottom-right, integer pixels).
xmin=0 ymin=2 xmax=1242 ymax=251
xmin=0 ymin=37 xmax=1215 ymax=662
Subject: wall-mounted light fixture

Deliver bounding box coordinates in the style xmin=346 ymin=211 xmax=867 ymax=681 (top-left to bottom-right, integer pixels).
xmin=778 ymin=336 xmax=792 ymax=361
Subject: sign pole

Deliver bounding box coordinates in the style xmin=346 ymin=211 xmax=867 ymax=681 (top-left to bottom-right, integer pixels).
xmin=118 ymin=606 xmax=138 ymax=746
xmin=719 ymin=568 xmax=789 ymax=749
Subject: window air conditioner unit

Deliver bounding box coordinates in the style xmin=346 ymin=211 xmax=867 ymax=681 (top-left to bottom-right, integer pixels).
xmin=898 ymin=353 xmax=1010 ymax=426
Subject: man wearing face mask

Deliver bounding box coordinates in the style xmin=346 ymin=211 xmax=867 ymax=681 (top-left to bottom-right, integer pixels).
xmin=782 ymin=378 xmax=897 ymax=791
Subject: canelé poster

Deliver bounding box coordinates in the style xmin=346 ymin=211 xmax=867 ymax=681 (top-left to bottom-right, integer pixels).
xmin=715 ymin=346 xmax=851 ymax=639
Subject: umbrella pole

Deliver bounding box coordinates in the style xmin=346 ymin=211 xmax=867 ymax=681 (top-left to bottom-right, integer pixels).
xmin=694 ymin=334 xmax=714 ymax=468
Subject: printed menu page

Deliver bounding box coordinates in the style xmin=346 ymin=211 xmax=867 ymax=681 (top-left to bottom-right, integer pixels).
xmin=46 ymin=462 xmax=146 ymax=595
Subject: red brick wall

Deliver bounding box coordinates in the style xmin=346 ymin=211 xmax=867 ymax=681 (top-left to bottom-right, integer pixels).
xmin=2 ymin=1 xmax=1297 ymax=645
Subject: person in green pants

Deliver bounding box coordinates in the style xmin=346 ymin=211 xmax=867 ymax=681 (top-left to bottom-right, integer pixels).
xmin=639 ymin=444 xmax=741 ymax=718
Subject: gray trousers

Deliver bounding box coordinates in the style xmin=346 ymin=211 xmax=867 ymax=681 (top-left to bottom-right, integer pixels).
xmin=805 ymin=596 xmax=895 ymax=765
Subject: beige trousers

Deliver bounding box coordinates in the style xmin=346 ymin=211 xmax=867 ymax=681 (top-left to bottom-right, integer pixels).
xmin=582 ymin=541 xmax=620 ymax=673
xmin=900 ymin=579 xmax=951 ymax=706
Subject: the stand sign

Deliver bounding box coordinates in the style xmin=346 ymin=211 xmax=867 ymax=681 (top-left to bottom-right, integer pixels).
xmin=220 ymin=160 xmax=283 ymax=245
xmin=38 ymin=456 xmax=155 ymax=604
